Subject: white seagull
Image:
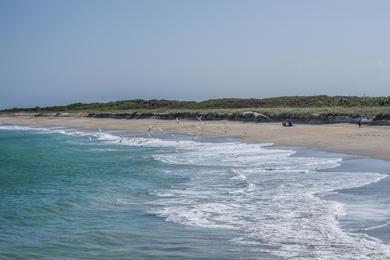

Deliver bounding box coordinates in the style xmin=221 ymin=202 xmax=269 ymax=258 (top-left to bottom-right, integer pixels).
xmin=147 ymin=126 xmax=152 ymax=137
xmin=196 ymin=116 xmax=204 ymax=125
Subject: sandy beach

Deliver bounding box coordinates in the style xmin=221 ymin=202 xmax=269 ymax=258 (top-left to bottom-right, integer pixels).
xmin=1 ymin=114 xmax=390 ymax=161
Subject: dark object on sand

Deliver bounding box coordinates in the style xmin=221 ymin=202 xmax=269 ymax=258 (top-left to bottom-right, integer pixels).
xmin=358 ymin=118 xmax=363 ymax=128
xmin=282 ymin=120 xmax=293 ymax=127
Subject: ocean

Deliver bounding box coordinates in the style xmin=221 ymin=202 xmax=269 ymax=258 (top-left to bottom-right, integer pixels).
xmin=1 ymin=125 xmax=390 ymax=259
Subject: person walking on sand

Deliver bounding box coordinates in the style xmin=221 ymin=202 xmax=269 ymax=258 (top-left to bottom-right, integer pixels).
xmin=358 ymin=117 xmax=363 ymax=128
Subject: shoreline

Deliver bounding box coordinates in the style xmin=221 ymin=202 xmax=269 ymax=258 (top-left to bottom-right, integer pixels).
xmin=1 ymin=115 xmax=390 ymax=161
xmin=3 ymin=117 xmax=390 ymax=259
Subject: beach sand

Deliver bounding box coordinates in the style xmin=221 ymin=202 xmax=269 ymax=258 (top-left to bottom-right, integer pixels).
xmin=1 ymin=114 xmax=390 ymax=161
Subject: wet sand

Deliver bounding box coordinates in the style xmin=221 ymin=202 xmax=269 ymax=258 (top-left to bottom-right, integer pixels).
xmin=1 ymin=115 xmax=390 ymax=161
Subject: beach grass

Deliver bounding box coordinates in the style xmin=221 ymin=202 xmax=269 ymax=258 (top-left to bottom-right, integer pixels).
xmin=2 ymin=96 xmax=390 ymax=120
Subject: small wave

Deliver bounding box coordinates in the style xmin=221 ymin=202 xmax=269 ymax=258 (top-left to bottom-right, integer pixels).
xmin=361 ymin=221 xmax=390 ymax=231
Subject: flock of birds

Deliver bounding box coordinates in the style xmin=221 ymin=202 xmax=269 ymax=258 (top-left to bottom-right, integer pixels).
xmin=88 ymin=116 xmax=241 ymax=144
xmin=140 ymin=116 xmax=210 ymax=140
xmin=85 ymin=110 xmax=280 ymax=145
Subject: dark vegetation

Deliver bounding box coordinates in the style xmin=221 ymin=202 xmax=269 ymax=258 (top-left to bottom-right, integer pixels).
xmin=3 ymin=96 xmax=390 ymax=112
xmin=2 ymin=96 xmax=390 ymax=124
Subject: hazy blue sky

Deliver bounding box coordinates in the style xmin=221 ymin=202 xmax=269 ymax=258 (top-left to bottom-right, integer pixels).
xmin=1 ymin=0 xmax=390 ymax=108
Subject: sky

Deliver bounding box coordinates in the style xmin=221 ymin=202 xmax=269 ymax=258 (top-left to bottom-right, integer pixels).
xmin=1 ymin=0 xmax=390 ymax=108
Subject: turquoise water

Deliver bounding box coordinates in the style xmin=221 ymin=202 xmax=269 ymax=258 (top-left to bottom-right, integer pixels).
xmin=0 ymin=129 xmax=246 ymax=259
xmin=1 ymin=126 xmax=390 ymax=259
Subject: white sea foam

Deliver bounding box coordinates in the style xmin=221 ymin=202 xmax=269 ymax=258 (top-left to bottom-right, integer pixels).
xmin=2 ymin=124 xmax=390 ymax=258
xmin=145 ymin=137 xmax=389 ymax=259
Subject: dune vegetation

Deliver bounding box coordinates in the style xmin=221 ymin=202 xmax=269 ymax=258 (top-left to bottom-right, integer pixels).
xmin=2 ymin=96 xmax=390 ymax=124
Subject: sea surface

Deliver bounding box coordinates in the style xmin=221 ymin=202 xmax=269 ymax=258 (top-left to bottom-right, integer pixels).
xmin=1 ymin=125 xmax=390 ymax=259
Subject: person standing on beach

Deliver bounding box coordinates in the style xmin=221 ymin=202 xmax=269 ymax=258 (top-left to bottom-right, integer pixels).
xmin=358 ymin=117 xmax=363 ymax=128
